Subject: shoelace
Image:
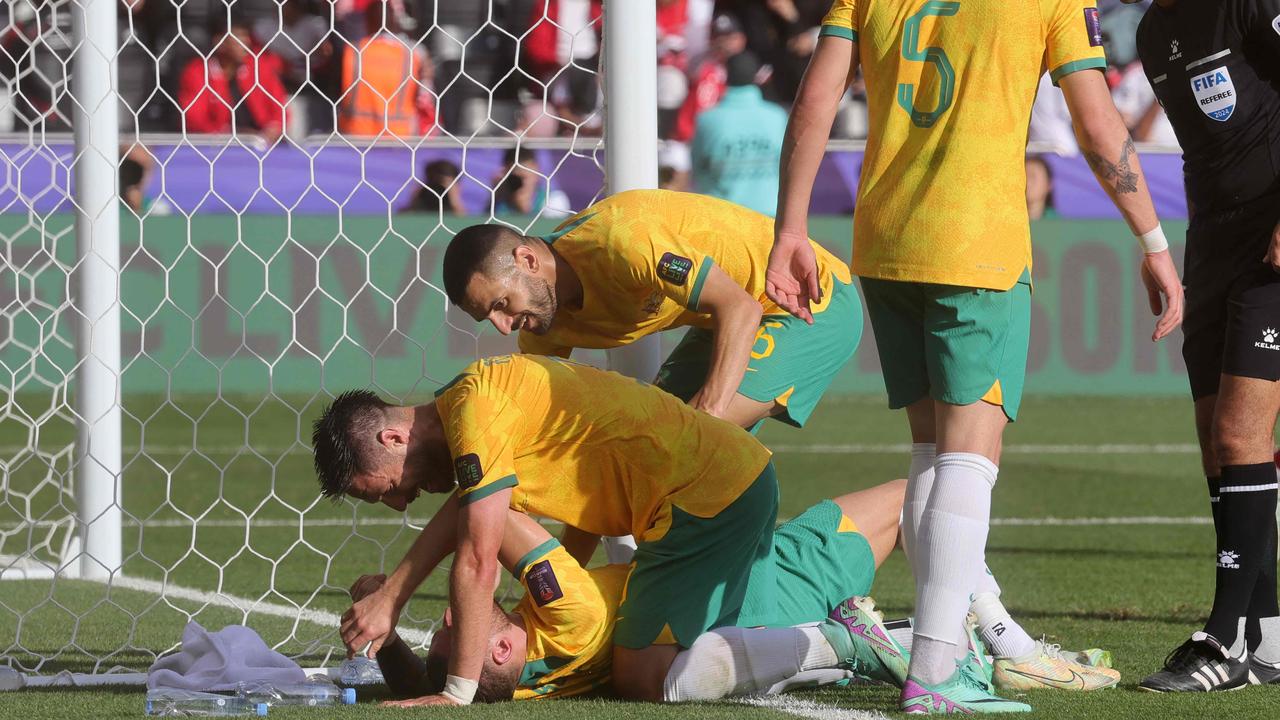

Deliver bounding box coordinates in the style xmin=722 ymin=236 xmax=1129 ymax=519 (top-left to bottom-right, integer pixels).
xmin=1162 ymin=639 xmax=1208 ymax=673
xmin=1036 ymin=638 xmax=1064 ymax=661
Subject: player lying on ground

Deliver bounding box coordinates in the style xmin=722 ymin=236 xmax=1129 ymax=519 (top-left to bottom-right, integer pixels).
xmin=312 ymin=354 xmax=860 ymax=705
xmin=441 ymin=189 xmax=860 ymax=433
xmin=766 ymin=0 xmax=1178 ymax=711
xmin=353 ymin=481 xmax=913 ymax=704
xmin=1128 ymin=0 xmax=1280 ymax=692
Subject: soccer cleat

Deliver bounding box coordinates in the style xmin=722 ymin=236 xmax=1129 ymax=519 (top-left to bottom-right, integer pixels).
xmin=1064 ymin=648 xmax=1114 ymax=669
xmin=992 ymin=639 xmax=1120 ymax=691
xmin=901 ymin=670 xmax=1032 ymax=714
xmin=1249 ymin=655 xmax=1280 ymax=685
xmin=820 ymin=595 xmax=911 ymax=686
xmin=1138 ymin=632 xmax=1251 ymax=692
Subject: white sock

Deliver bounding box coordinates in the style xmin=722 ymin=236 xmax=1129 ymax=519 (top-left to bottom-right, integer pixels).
xmin=910 ymin=452 xmax=997 ymax=685
xmin=971 ymin=591 xmax=1036 ymax=659
xmin=1256 ymin=617 xmax=1280 ymax=664
xmin=662 ymin=626 xmax=837 ymax=701
xmin=902 ymin=443 xmax=937 ymax=575
xmin=763 ymin=668 xmax=857 ymax=695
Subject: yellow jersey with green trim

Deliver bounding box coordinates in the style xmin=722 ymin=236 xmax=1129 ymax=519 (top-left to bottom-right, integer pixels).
xmin=510 ymin=539 xmax=627 ymax=700
xmin=517 ymin=189 xmax=852 ymax=358
xmin=434 ymin=354 xmax=771 ymax=540
xmin=819 ymin=0 xmax=1106 ymax=290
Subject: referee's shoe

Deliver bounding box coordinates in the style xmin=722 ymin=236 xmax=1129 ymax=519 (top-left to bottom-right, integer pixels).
xmin=1139 ymin=632 xmax=1250 ymax=692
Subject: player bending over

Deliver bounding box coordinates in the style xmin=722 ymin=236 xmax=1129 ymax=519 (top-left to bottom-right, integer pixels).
xmin=767 ymin=0 xmax=1181 ymax=712
xmin=311 ymin=354 xmax=867 ymax=705
xmin=441 ymin=190 xmax=861 ymax=433
xmin=353 ymin=481 xmax=911 ymax=704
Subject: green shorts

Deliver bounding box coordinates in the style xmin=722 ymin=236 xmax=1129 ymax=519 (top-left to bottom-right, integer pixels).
xmin=613 ymin=462 xmax=779 ymax=649
xmin=859 ymin=272 xmax=1031 ymax=421
xmin=654 ymin=278 xmax=862 ymax=427
xmin=736 ymin=500 xmax=877 ymax=628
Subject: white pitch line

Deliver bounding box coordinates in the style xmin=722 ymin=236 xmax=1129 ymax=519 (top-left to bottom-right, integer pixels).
xmin=739 ymin=695 xmax=891 ymax=720
xmin=990 ymin=515 xmax=1211 ymax=527
xmin=101 ymin=575 xmax=433 ymax=647
xmin=0 ymin=442 xmax=1205 ymax=457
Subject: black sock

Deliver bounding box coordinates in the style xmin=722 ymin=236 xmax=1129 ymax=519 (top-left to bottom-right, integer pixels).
xmin=1246 ymin=502 xmax=1279 ymax=652
xmin=1205 ymin=463 xmax=1278 ymax=651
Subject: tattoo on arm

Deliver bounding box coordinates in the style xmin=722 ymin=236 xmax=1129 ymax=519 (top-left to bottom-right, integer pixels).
xmin=1084 ymin=137 xmax=1140 ymax=194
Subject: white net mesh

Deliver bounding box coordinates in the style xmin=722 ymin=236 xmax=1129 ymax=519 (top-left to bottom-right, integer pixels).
xmin=0 ymin=0 xmax=608 ymax=676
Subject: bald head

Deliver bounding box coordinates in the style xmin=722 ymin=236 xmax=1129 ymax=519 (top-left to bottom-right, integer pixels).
xmin=442 ymin=224 xmax=559 ymax=336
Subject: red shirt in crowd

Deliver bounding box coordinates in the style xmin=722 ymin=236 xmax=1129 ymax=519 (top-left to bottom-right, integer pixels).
xmin=178 ymin=54 xmax=288 ymax=135
xmin=672 ymin=58 xmax=726 ymax=142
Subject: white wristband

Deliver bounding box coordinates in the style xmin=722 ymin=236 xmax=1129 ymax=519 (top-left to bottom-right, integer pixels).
xmin=442 ymin=675 xmax=478 ymax=705
xmin=1136 ymin=225 xmax=1169 ymax=254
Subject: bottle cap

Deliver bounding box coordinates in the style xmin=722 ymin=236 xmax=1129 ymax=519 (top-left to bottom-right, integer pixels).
xmin=255 ymin=702 xmax=269 ymax=716
xmin=342 ymin=687 xmax=356 ymax=704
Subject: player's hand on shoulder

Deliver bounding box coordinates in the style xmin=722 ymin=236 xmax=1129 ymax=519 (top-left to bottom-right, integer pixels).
xmin=1139 ymin=250 xmax=1184 ymax=342
xmin=348 ymin=573 xmax=387 ymax=602
xmin=340 ymin=584 xmax=401 ymax=658
xmin=1264 ymin=219 xmax=1280 ymax=273
xmin=381 ymin=693 xmax=462 ymax=708
xmin=766 ymin=228 xmax=820 ymax=325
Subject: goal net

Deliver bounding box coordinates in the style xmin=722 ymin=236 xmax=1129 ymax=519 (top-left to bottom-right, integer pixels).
xmin=0 ymin=0 xmax=624 ymax=678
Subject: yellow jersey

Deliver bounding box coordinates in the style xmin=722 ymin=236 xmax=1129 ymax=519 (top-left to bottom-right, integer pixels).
xmin=511 ymin=539 xmax=628 ymax=700
xmin=518 ymin=189 xmax=852 ymax=357
xmin=434 ymin=354 xmax=772 ymax=540
xmin=820 ymin=0 xmax=1106 ymax=290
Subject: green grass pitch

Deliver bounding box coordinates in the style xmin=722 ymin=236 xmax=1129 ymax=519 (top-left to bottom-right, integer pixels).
xmin=4 ymin=393 xmax=1280 ymax=718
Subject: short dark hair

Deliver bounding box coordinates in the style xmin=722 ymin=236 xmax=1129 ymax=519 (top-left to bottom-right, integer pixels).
xmin=424 ymin=603 xmax=519 ymax=702
xmin=441 ymin=224 xmax=527 ymax=306
xmin=310 ymin=389 xmax=392 ymax=499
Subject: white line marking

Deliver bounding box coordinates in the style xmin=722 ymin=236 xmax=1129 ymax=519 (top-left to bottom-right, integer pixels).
xmin=100 ymin=575 xmax=433 ymax=647
xmin=740 ymin=695 xmax=891 ymax=720
xmin=1186 ymin=48 xmax=1231 ymax=70
xmin=989 ymin=516 xmax=1209 ymax=527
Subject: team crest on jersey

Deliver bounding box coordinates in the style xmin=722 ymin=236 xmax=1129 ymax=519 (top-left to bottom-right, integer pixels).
xmin=642 ymin=290 xmax=664 ymax=314
xmin=454 ymin=453 xmax=483 ymax=490
xmin=1083 ymin=8 xmax=1102 ymax=47
xmin=657 ymin=252 xmax=693 ymax=286
xmin=1191 ymin=66 xmax=1235 ymax=122
xmin=525 ymin=559 xmax=564 ymax=606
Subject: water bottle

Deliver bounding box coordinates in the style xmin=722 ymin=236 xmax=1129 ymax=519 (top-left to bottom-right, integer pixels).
xmin=336 ymin=656 xmax=384 ymax=686
xmin=145 ymin=688 xmax=268 ymax=716
xmin=236 ymin=676 xmax=356 ymax=707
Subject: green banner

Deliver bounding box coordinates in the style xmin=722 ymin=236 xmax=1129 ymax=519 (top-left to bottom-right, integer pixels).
xmin=0 ymin=215 xmax=1189 ymax=397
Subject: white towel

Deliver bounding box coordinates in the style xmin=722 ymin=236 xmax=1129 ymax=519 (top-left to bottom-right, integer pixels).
xmin=147 ymin=621 xmax=306 ymax=691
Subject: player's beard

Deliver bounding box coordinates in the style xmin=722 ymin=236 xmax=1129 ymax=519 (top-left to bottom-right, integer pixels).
xmin=520 ymin=273 xmax=557 ymax=335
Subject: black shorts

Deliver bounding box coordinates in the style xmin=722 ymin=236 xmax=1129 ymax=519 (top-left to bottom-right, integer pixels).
xmin=1182 ymin=199 xmax=1280 ymax=400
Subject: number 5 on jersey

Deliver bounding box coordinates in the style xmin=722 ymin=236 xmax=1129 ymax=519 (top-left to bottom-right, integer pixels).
xmin=897 ymin=0 xmax=960 ymax=128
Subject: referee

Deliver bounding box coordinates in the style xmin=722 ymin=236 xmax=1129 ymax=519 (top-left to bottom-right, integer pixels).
xmin=1131 ymin=0 xmax=1280 ymax=692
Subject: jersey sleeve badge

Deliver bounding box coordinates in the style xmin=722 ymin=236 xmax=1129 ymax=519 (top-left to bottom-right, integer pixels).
xmin=657 ymin=252 xmax=693 ymax=286
xmin=525 ymin=559 xmax=565 ymax=606
xmin=1084 ymin=8 xmax=1102 ymax=47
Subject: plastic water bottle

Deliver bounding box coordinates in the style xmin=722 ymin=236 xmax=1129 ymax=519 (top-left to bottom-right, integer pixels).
xmin=236 ymin=676 xmax=356 ymax=707
xmin=0 ymin=667 xmax=24 ymax=691
xmin=336 ymin=656 xmax=384 ymax=686
xmin=145 ymin=688 xmax=268 ymax=716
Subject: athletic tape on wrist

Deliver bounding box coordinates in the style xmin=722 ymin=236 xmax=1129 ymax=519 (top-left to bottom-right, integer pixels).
xmin=1136 ymin=225 xmax=1169 ymax=254
xmin=442 ymin=675 xmax=478 ymax=705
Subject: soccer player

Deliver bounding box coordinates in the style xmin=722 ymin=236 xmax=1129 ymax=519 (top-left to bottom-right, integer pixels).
xmin=1129 ymin=0 xmax=1280 ymax=692
xmin=441 ymin=189 xmax=861 ymax=433
xmin=311 ymin=354 xmax=860 ymax=705
xmin=353 ymin=481 xmax=913 ymax=703
xmin=767 ymin=0 xmax=1184 ymax=712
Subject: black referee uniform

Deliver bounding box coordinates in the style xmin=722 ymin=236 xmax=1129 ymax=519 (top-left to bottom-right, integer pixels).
xmin=1135 ymin=0 xmax=1280 ymax=692
xmin=1137 ymin=0 xmax=1280 ymax=398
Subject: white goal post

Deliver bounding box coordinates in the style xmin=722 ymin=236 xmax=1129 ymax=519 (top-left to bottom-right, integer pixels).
xmin=0 ymin=0 xmax=657 ymax=681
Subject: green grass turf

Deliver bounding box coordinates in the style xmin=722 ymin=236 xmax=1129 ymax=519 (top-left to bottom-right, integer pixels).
xmin=6 ymin=393 xmax=1280 ymax=717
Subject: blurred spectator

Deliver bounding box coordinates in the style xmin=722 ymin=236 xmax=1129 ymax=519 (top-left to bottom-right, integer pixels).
xmin=691 ymin=51 xmax=787 ymax=217
xmin=403 ymin=159 xmax=467 ymax=214
xmin=419 ymin=1 xmax=511 ymax=135
xmin=656 ymin=0 xmax=691 ymax=136
xmin=338 ymin=1 xmax=436 ymax=138
xmin=492 ymin=147 xmax=571 ymax=216
xmin=681 ymin=0 xmax=716 ymax=68
xmin=119 ymin=144 xmax=154 ymax=214
xmin=671 ymin=13 xmax=745 ymax=142
xmin=177 ymin=17 xmax=288 ymax=142
xmin=520 ymin=0 xmax=602 ymax=136
xmin=659 ymin=141 xmax=692 ymax=192
xmin=1028 ymin=73 xmax=1078 ymax=155
xmin=253 ymin=0 xmax=336 ymax=135
xmin=1025 ymin=155 xmax=1057 ymax=221
xmin=728 ymin=0 xmax=827 ymax=103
